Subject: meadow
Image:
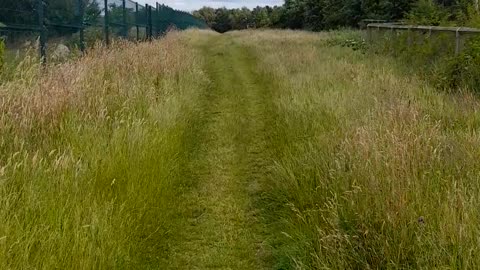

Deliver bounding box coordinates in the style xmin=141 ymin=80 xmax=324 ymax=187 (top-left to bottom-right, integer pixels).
xmin=1 ymin=29 xmax=479 ymax=269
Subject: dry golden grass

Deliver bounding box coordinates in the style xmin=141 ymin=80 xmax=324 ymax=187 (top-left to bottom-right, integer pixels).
xmin=0 ymin=30 xmax=210 ymax=269
xmin=231 ymin=29 xmax=480 ymax=268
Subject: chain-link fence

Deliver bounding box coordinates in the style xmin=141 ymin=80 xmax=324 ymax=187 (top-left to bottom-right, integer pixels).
xmin=0 ymin=0 xmax=207 ymax=64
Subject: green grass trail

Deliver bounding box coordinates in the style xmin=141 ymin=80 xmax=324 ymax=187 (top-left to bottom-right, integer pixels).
xmin=161 ymin=34 xmax=275 ymax=269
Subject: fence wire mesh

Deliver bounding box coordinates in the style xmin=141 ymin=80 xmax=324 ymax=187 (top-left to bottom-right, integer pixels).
xmin=367 ymin=23 xmax=480 ymax=56
xmin=0 ymin=0 xmax=207 ymax=64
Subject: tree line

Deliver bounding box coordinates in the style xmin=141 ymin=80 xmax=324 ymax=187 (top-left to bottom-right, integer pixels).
xmin=193 ymin=0 xmax=480 ymax=33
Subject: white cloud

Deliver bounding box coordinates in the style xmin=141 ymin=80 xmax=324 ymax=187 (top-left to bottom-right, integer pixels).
xmin=138 ymin=0 xmax=283 ymax=11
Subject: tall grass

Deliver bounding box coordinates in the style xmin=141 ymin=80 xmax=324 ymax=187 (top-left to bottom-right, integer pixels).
xmin=369 ymin=28 xmax=480 ymax=91
xmin=232 ymin=30 xmax=480 ymax=269
xmin=3 ymin=28 xmax=480 ymax=269
xmin=0 ymin=30 xmax=208 ymax=268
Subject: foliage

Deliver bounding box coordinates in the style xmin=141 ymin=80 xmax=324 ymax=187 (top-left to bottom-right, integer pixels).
xmin=193 ymin=0 xmax=479 ymax=33
xmin=437 ymin=36 xmax=480 ymax=90
xmin=326 ymin=30 xmax=367 ymax=52
xmin=192 ymin=0 xmax=417 ymax=32
xmin=193 ymin=6 xmax=284 ymax=32
xmin=213 ymin=8 xmax=233 ymax=33
xmin=406 ymin=0 xmax=449 ymax=25
xmin=0 ymin=0 xmax=36 ymax=25
xmin=456 ymin=4 xmax=480 ymax=27
xmin=369 ymin=22 xmax=480 ymax=92
xmin=84 ymin=0 xmax=102 ymax=25
xmin=361 ymin=0 xmax=480 ymax=92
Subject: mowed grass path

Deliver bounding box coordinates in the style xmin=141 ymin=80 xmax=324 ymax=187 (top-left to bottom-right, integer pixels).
xmin=161 ymin=33 xmax=275 ymax=269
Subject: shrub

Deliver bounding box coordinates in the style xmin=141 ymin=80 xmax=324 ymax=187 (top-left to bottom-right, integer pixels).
xmin=391 ymin=31 xmax=453 ymax=73
xmin=437 ymin=36 xmax=480 ymax=91
xmin=371 ymin=29 xmax=480 ymax=92
xmin=454 ymin=4 xmax=480 ymax=27
xmin=406 ymin=0 xmax=450 ymax=26
xmin=367 ymin=28 xmax=480 ymax=91
xmin=326 ymin=30 xmax=367 ymax=52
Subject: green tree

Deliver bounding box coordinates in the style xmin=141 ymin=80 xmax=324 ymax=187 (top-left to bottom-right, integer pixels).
xmin=407 ymin=0 xmax=448 ymax=25
xmin=230 ymin=7 xmax=253 ymax=29
xmin=213 ymin=8 xmax=233 ymax=33
xmin=282 ymin=0 xmax=306 ymax=29
xmin=84 ymin=0 xmax=101 ymax=25
xmin=0 ymin=0 xmax=35 ymax=25
xmin=268 ymin=6 xmax=285 ymax=27
xmin=252 ymin=7 xmax=270 ymax=28
xmin=193 ymin=7 xmax=216 ymax=28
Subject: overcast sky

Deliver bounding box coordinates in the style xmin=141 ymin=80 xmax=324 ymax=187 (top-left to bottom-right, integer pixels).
xmin=138 ymin=0 xmax=283 ymax=11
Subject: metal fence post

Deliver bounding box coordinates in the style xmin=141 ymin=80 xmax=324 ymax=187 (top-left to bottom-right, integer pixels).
xmin=455 ymin=28 xmax=461 ymax=55
xmin=145 ymin=4 xmax=150 ymax=40
xmin=148 ymin=5 xmax=153 ymax=40
xmin=77 ymin=0 xmax=85 ymax=53
xmin=135 ymin=2 xmax=139 ymax=41
xmin=390 ymin=26 xmax=394 ymax=54
xmin=367 ymin=25 xmax=372 ymax=43
xmin=407 ymin=26 xmax=412 ymax=46
xmin=104 ymin=0 xmax=110 ymax=46
xmin=156 ymin=2 xmax=160 ymax=37
xmin=37 ymin=0 xmax=46 ymax=63
xmin=122 ymin=0 xmax=128 ymax=38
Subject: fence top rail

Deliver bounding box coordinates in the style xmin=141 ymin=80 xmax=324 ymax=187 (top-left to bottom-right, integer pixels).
xmin=367 ymin=23 xmax=480 ymax=34
xmin=0 ymin=24 xmax=41 ymax=32
xmin=361 ymin=19 xmax=389 ymax=24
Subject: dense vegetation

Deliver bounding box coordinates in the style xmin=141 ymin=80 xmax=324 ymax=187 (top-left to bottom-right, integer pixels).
xmin=192 ymin=0 xmax=480 ymax=92
xmin=237 ymin=29 xmax=480 ymax=269
xmin=194 ymin=0 xmax=480 ymax=32
xmin=2 ymin=0 xmax=480 ymax=269
xmin=0 ymin=31 xmax=210 ymax=268
xmin=2 ymin=28 xmax=480 ymax=268
xmin=364 ymin=25 xmax=480 ymax=91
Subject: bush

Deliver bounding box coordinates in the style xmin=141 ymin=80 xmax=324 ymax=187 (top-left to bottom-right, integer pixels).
xmin=326 ymin=30 xmax=367 ymax=52
xmin=406 ymin=0 xmax=449 ymax=26
xmin=437 ymin=36 xmax=480 ymax=91
xmin=388 ymin=31 xmax=452 ymax=69
xmin=369 ymin=28 xmax=466 ymax=88
xmin=371 ymin=29 xmax=480 ymax=92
